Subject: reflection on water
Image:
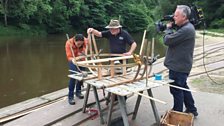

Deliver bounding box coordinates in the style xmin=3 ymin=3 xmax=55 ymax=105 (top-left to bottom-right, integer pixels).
xmin=0 ymin=35 xmax=69 ymax=108
xmin=0 ymin=33 xmax=165 ymax=108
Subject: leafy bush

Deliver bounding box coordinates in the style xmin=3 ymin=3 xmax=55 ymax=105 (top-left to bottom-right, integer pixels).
xmin=210 ymin=19 xmax=224 ymax=28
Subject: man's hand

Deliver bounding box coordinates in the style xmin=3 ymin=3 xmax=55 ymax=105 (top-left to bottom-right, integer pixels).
xmin=87 ymin=28 xmax=94 ymax=34
xmin=87 ymin=28 xmax=102 ymax=37
xmin=166 ymin=22 xmax=173 ymax=29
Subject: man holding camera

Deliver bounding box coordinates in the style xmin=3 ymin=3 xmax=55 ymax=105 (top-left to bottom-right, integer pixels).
xmin=163 ymin=5 xmax=198 ymax=117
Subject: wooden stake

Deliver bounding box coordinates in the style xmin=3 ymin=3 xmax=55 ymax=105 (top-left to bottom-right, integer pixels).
xmin=87 ymin=33 xmax=97 ymax=76
xmin=139 ymin=30 xmax=147 ymax=55
xmin=151 ymin=38 xmax=155 ymax=61
xmin=88 ymin=34 xmax=93 ymax=56
xmin=110 ymin=60 xmax=115 ymax=78
xmin=97 ymin=65 xmax=102 ymax=80
xmin=164 ymin=83 xmax=197 ymax=92
xmin=122 ymin=59 xmax=127 ymax=76
xmin=91 ymin=34 xmax=99 ymax=55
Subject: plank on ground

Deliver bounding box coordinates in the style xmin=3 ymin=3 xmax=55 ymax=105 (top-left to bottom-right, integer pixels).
xmin=3 ymin=90 xmax=106 ymax=126
xmin=0 ymin=88 xmax=68 ymax=121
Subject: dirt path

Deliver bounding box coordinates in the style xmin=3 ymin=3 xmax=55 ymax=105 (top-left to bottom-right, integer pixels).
xmin=189 ymin=30 xmax=224 ymax=94
xmin=195 ymin=30 xmax=224 ymax=47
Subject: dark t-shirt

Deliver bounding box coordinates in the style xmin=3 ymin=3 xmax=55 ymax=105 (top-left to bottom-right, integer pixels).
xmin=101 ymin=29 xmax=134 ymax=54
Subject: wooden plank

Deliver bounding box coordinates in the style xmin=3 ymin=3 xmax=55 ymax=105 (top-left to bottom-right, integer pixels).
xmin=85 ymin=79 xmax=114 ymax=88
xmin=105 ymin=79 xmax=172 ymax=96
xmin=68 ymin=69 xmax=109 ymax=81
xmin=88 ymin=33 xmax=93 ymax=56
xmin=106 ymin=86 xmax=131 ymax=96
xmin=0 ymin=88 xmax=68 ymax=123
xmin=151 ymin=38 xmax=155 ymax=61
xmin=3 ymin=90 xmax=106 ymax=126
xmin=91 ymin=34 xmax=99 ymax=55
xmin=122 ymin=59 xmax=127 ymax=76
xmin=52 ymin=111 xmax=97 ymax=126
xmin=108 ymin=78 xmax=126 ymax=84
xmin=0 ymin=98 xmax=49 ymax=123
xmin=111 ymin=76 xmax=129 ymax=82
xmin=139 ymin=79 xmax=196 ymax=93
xmin=76 ymin=55 xmax=134 ymax=64
xmin=120 ymin=74 xmax=136 ymax=80
xmin=139 ymin=30 xmax=147 ymax=56
xmin=110 ymin=60 xmax=115 ymax=77
xmin=97 ymin=65 xmax=103 ymax=80
xmin=99 ymin=79 xmax=119 ymax=88
xmin=68 ymin=74 xmax=99 ymax=81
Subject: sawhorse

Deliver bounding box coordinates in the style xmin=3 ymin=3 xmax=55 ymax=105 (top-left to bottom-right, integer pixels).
xmin=82 ymin=84 xmax=106 ymax=124
xmin=105 ymin=81 xmax=162 ymax=126
xmin=82 ymin=78 xmax=169 ymax=126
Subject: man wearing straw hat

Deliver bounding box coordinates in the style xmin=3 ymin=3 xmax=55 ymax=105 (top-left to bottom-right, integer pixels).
xmin=65 ymin=34 xmax=88 ymax=105
xmin=87 ymin=19 xmax=137 ymax=101
xmin=87 ymin=19 xmax=137 ymax=56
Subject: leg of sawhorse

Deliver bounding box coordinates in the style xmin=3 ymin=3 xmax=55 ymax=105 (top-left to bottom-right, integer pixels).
xmin=106 ymin=93 xmax=115 ymax=126
xmin=82 ymin=84 xmax=91 ymax=113
xmin=132 ymin=91 xmax=143 ymax=120
xmin=147 ymin=89 xmax=160 ymax=124
xmin=106 ymin=92 xmax=111 ymax=105
xmin=92 ymin=86 xmax=105 ymax=124
xmin=118 ymin=96 xmax=129 ymax=126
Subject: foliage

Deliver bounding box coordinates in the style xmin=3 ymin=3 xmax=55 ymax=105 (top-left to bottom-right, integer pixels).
xmin=197 ymin=0 xmax=224 ymax=28
xmin=70 ymin=0 xmax=108 ymax=32
xmin=0 ymin=0 xmax=223 ymax=35
xmin=208 ymin=28 xmax=224 ymax=34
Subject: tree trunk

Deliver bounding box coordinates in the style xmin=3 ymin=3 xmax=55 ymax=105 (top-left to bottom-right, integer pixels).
xmin=2 ymin=0 xmax=8 ymax=26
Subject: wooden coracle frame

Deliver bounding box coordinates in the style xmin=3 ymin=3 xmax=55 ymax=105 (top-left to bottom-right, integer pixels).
xmin=72 ymin=30 xmax=155 ymax=84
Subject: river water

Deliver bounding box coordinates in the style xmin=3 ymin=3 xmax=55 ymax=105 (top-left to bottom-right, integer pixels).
xmin=0 ymin=33 xmax=165 ymax=108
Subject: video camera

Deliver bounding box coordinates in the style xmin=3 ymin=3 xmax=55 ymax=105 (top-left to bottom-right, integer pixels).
xmin=155 ymin=5 xmax=204 ymax=32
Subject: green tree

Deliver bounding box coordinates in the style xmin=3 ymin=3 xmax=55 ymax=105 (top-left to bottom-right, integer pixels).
xmin=199 ymin=0 xmax=224 ymax=28
xmin=70 ymin=0 xmax=108 ymax=32
xmin=121 ymin=3 xmax=149 ymax=32
xmin=46 ymin=0 xmax=82 ymax=33
xmin=1 ymin=0 xmax=223 ymax=35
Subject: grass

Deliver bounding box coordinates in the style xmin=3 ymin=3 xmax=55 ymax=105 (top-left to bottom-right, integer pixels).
xmin=197 ymin=28 xmax=224 ymax=37
xmin=207 ymin=28 xmax=224 ymax=34
xmin=204 ymin=33 xmax=224 ymax=37
xmin=191 ymin=75 xmax=224 ymax=94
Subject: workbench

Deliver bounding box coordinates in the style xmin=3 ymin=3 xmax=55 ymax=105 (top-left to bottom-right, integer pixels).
xmin=68 ymin=72 xmax=172 ymax=126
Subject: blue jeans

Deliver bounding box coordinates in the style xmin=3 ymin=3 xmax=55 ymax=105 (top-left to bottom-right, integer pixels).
xmin=68 ymin=61 xmax=85 ymax=99
xmin=169 ymin=70 xmax=197 ymax=112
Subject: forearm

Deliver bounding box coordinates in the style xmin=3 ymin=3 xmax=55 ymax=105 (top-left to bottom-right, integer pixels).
xmin=87 ymin=28 xmax=102 ymax=37
xmin=128 ymin=42 xmax=137 ymax=54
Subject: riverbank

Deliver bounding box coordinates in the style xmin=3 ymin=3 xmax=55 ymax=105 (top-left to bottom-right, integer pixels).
xmin=0 ymin=25 xmax=47 ymax=36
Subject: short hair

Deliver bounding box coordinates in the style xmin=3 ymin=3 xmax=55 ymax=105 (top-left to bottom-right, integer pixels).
xmin=74 ymin=34 xmax=84 ymax=41
xmin=177 ymin=5 xmax=191 ymax=19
